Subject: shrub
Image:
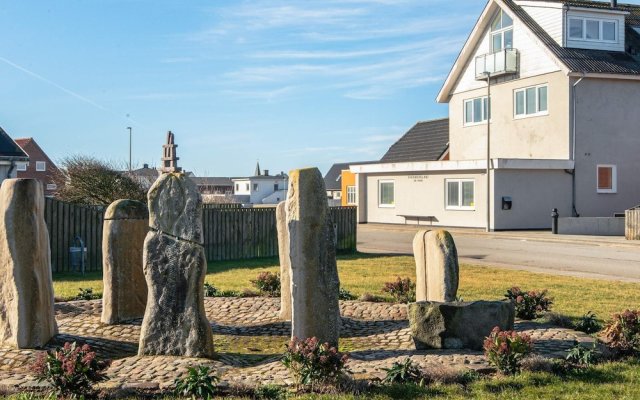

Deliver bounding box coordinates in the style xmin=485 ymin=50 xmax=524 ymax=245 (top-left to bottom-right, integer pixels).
xmin=204 ymin=282 xmax=219 ymax=297
xmin=483 ymin=327 xmax=533 ymax=375
xmin=504 ymin=287 xmax=552 ymax=320
xmin=75 ymin=287 xmax=100 ymax=301
xmin=381 ymin=358 xmax=424 ymax=386
xmin=575 ymin=311 xmax=602 ymax=334
xmin=542 ymin=312 xmax=574 ymax=329
xmin=359 ymin=292 xmax=385 ymax=303
xmin=601 ymin=309 xmax=640 ymax=356
xmin=174 ymin=365 xmax=219 ymax=399
xmin=382 ymin=277 xmax=416 ymax=303
xmin=520 ymin=355 xmax=554 ymax=373
xmin=254 ymin=384 xmax=288 ymax=399
xmin=338 ymin=288 xmax=357 ymax=301
xmin=566 ymin=341 xmax=599 ymax=366
xmin=33 ymin=342 xmax=109 ymax=396
xmin=281 ymin=337 xmax=348 ymax=387
xmin=251 ymin=272 xmax=281 ymax=297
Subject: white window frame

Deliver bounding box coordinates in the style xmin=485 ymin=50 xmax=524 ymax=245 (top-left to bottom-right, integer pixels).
xmin=378 ymin=180 xmax=395 ymax=208
xmin=17 ymin=162 xmax=28 ymax=171
xmin=568 ymin=17 xmax=617 ymax=43
xmin=335 ymin=191 xmax=342 ymax=200
xmin=514 ymin=84 xmax=548 ymax=119
xmin=35 ymin=161 xmax=46 ymax=171
xmin=463 ymin=96 xmax=490 ymax=126
xmin=490 ymin=9 xmax=514 ymax=53
xmin=346 ymin=185 xmax=356 ymax=205
xmin=445 ymin=179 xmax=476 ymax=211
xmin=46 ymin=183 xmax=57 ymax=191
xmin=597 ymin=164 xmax=617 ymax=194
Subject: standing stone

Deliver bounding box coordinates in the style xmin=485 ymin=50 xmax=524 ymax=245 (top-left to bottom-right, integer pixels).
xmin=101 ymin=199 xmax=148 ymax=324
xmin=138 ymin=173 xmax=214 ymax=357
xmin=276 ymin=201 xmax=291 ymax=321
xmin=0 ymin=179 xmax=57 ymax=348
xmin=287 ymin=168 xmax=340 ymax=346
xmin=414 ymin=229 xmax=459 ymax=302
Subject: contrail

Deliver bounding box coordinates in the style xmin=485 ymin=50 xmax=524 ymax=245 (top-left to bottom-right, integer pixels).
xmin=0 ymin=56 xmax=108 ymax=111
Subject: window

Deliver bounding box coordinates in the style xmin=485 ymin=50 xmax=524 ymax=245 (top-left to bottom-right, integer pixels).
xmin=245 ymin=183 xmax=249 ymax=191
xmin=347 ymin=186 xmax=356 ymax=205
xmin=515 ymin=85 xmax=548 ymax=117
xmin=46 ymin=183 xmax=57 ymax=191
xmin=235 ymin=183 xmax=239 ymax=191
xmin=490 ymin=9 xmax=513 ymax=52
xmin=17 ymin=162 xmax=28 ymax=171
xmin=378 ymin=180 xmax=395 ymax=207
xmin=36 ymin=161 xmax=46 ymax=171
xmin=568 ymin=17 xmax=617 ymax=42
xmin=253 ymin=183 xmax=258 ymax=191
xmin=274 ymin=183 xmax=279 ymax=191
xmin=597 ymin=165 xmax=617 ymax=193
xmin=446 ymin=179 xmax=475 ymax=210
xmin=464 ymin=96 xmax=490 ymax=125
xmin=335 ymin=191 xmax=342 ymax=200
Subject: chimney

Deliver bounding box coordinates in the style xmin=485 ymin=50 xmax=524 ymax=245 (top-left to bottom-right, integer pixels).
xmin=143 ymin=163 xmax=149 ymax=169
xmin=264 ymin=169 xmax=269 ymax=176
xmin=611 ymin=0 xmax=617 ymax=7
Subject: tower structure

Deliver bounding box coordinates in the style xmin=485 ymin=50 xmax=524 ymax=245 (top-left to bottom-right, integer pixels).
xmin=161 ymin=131 xmax=182 ymax=173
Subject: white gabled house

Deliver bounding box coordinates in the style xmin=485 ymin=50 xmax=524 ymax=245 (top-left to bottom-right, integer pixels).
xmin=352 ymin=0 xmax=640 ymax=230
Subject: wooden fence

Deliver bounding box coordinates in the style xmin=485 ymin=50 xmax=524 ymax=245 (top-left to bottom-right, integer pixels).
xmin=44 ymin=198 xmax=357 ymax=272
xmin=625 ymin=206 xmax=640 ymax=240
xmin=44 ymin=198 xmax=105 ymax=273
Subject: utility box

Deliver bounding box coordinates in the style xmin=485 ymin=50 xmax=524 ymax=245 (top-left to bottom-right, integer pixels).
xmin=69 ymin=236 xmax=87 ymax=274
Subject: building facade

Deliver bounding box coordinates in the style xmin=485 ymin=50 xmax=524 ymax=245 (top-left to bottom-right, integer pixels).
xmin=14 ymin=137 xmax=58 ymax=196
xmin=353 ymin=0 xmax=640 ymax=229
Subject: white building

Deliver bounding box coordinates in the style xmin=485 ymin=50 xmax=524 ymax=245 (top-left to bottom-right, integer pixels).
xmin=232 ymin=163 xmax=289 ymax=205
xmin=353 ymin=0 xmax=640 ymax=230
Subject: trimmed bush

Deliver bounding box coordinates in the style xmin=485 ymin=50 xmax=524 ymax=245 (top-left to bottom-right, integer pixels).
xmin=282 ymin=336 xmax=348 ymax=387
xmin=504 ymin=287 xmax=552 ymax=320
xmin=251 ymin=272 xmax=281 ymax=297
xmin=382 ymin=277 xmax=415 ymax=303
xmin=483 ymin=327 xmax=533 ymax=375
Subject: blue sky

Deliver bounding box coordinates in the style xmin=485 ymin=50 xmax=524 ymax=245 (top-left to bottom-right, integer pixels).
xmin=1 ymin=0 xmax=636 ymax=176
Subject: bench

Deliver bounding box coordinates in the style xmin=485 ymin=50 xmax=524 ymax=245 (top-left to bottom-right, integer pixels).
xmin=398 ymin=215 xmax=436 ymax=225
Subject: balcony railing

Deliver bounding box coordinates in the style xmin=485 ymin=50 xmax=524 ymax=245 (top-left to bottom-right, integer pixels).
xmin=475 ymin=48 xmax=518 ymax=80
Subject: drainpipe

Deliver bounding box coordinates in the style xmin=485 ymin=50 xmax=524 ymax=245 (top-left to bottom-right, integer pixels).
xmin=571 ymin=74 xmax=585 ymax=217
xmin=6 ymin=160 xmax=16 ymax=179
xmin=485 ymin=71 xmax=492 ymax=232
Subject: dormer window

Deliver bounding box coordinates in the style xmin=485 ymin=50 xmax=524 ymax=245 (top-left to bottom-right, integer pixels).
xmin=568 ymin=17 xmax=617 ymax=42
xmin=491 ymin=9 xmax=513 ymax=53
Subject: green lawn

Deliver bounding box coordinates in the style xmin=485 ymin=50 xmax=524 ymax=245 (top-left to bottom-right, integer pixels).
xmin=53 ymin=253 xmax=640 ymax=322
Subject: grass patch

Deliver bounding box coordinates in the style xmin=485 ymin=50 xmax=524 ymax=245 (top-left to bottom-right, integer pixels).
xmin=52 ymin=253 xmax=640 ymax=321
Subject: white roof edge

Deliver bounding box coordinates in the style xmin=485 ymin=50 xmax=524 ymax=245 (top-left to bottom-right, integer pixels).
xmin=515 ymin=1 xmax=564 ymax=9
xmin=350 ymin=159 xmax=574 ymax=174
xmin=566 ymin=6 xmax=630 ymax=16
xmin=568 ymin=72 xmax=640 ymax=81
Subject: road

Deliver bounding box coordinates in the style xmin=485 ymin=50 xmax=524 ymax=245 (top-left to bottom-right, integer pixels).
xmin=357 ymin=224 xmax=640 ymax=282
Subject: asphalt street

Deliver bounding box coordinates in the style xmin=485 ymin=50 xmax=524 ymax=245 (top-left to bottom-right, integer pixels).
xmin=357 ymin=224 xmax=640 ymax=282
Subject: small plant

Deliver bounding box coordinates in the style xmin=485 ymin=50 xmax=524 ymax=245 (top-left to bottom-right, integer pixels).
xmin=381 ymin=358 xmax=424 ymax=386
xmin=203 ymin=282 xmax=219 ymax=297
xmin=359 ymin=292 xmax=385 ymax=302
xmin=483 ymin=327 xmax=533 ymax=375
xmin=504 ymin=287 xmax=552 ymax=320
xmin=281 ymin=336 xmax=348 ymax=387
xmin=33 ymin=341 xmax=109 ymax=396
xmin=566 ymin=341 xmax=599 ymax=366
xmin=251 ymin=272 xmax=281 ymax=297
xmin=75 ymin=287 xmax=99 ymax=301
xmin=382 ymin=277 xmax=416 ymax=303
xmin=338 ymin=288 xmax=357 ymax=301
xmin=601 ymin=309 xmax=640 ymax=356
xmin=575 ymin=311 xmax=602 ymax=334
xmin=174 ymin=365 xmax=219 ymax=399
xmin=254 ymin=384 xmax=288 ymax=399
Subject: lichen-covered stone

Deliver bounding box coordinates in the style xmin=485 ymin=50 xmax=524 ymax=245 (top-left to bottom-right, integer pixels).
xmin=0 ymin=179 xmax=57 ymax=348
xmin=287 ymin=168 xmax=340 ymax=346
xmin=408 ymin=301 xmax=515 ymax=350
xmin=101 ymin=199 xmax=148 ymax=325
xmin=276 ymin=201 xmax=291 ymax=321
xmin=414 ymin=229 xmax=459 ymax=302
xmin=138 ymin=173 xmax=213 ymax=357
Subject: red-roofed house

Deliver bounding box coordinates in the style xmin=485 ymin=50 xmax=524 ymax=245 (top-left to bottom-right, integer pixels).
xmin=14 ymin=138 xmax=60 ymax=197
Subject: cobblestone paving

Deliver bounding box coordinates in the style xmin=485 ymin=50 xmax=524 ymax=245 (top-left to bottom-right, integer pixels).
xmin=0 ymin=298 xmax=594 ymax=393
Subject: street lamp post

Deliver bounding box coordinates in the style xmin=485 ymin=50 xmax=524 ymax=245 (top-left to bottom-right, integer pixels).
xmin=485 ymin=72 xmax=492 ymax=233
xmin=127 ymin=127 xmax=132 ymax=172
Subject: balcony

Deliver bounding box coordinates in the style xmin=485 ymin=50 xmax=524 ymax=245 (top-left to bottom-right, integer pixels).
xmin=475 ymin=48 xmax=518 ymax=80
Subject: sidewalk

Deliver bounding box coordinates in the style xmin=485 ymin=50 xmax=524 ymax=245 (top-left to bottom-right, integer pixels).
xmin=361 ymin=223 xmax=640 ymax=249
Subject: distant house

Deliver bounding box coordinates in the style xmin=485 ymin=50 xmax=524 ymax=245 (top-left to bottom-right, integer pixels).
xmin=15 ymin=137 xmax=60 ymax=197
xmin=129 ymin=163 xmax=161 ymax=190
xmin=191 ymin=177 xmax=233 ymax=195
xmin=352 ymin=0 xmax=640 ymax=230
xmin=0 ymin=128 xmax=29 ymax=188
xmin=232 ymin=162 xmax=289 ymax=204
xmin=324 ymin=161 xmax=378 ymax=207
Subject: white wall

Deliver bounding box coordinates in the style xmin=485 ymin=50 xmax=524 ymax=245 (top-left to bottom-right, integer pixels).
xmin=518 ymin=1 xmax=564 ymax=45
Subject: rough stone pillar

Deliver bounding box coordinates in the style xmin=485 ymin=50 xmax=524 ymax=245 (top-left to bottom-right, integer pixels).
xmin=414 ymin=229 xmax=459 ymax=302
xmin=287 ymin=168 xmax=340 ymax=346
xmin=276 ymin=201 xmax=291 ymax=321
xmin=0 ymin=179 xmax=57 ymax=348
xmin=138 ymin=173 xmax=214 ymax=357
xmin=101 ymin=199 xmax=148 ymax=324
